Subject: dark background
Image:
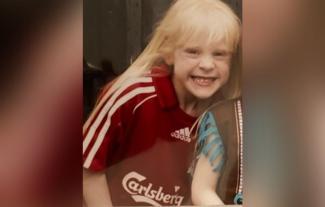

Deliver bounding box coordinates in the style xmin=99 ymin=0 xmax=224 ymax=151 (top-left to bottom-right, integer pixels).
xmin=84 ymin=0 xmax=241 ymax=73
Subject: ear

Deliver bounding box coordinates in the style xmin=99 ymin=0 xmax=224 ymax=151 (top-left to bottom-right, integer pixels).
xmin=163 ymin=53 xmax=174 ymax=65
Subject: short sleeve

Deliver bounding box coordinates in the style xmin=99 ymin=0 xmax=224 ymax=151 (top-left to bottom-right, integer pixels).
xmin=82 ymin=98 xmax=129 ymax=171
xmin=83 ymin=77 xmax=156 ymax=171
xmin=197 ymin=111 xmax=225 ymax=172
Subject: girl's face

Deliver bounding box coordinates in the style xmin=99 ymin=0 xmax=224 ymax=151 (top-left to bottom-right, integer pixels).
xmin=170 ymin=38 xmax=231 ymax=100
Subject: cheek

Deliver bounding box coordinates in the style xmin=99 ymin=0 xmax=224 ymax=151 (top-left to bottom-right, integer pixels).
xmin=218 ymin=62 xmax=231 ymax=78
xmin=225 ymin=69 xmax=230 ymax=82
xmin=178 ymin=58 xmax=198 ymax=68
xmin=172 ymin=64 xmax=187 ymax=80
xmin=174 ymin=59 xmax=197 ymax=74
xmin=221 ymin=70 xmax=230 ymax=85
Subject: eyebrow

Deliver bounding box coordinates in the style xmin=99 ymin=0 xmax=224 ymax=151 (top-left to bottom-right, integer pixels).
xmin=213 ymin=49 xmax=229 ymax=53
xmin=183 ymin=45 xmax=200 ymax=49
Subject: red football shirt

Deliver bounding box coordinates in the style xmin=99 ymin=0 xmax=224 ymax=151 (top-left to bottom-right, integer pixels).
xmin=83 ymin=66 xmax=197 ymax=206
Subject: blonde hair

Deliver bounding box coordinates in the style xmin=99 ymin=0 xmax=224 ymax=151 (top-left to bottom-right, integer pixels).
xmin=108 ymin=0 xmax=241 ymax=96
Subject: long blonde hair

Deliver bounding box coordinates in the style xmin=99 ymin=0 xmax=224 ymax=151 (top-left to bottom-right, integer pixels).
xmin=84 ymin=0 xmax=241 ymax=132
xmin=109 ymin=0 xmax=240 ymax=95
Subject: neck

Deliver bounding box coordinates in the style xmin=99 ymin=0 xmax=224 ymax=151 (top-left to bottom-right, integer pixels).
xmin=179 ymin=99 xmax=212 ymax=117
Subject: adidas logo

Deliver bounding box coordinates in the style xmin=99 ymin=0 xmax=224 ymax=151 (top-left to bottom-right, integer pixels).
xmin=170 ymin=127 xmax=191 ymax=143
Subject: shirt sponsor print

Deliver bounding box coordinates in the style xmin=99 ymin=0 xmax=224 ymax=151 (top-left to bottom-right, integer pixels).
xmin=122 ymin=171 xmax=184 ymax=206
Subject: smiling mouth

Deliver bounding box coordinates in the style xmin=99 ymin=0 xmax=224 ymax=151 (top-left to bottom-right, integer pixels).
xmin=190 ymin=75 xmax=217 ymax=86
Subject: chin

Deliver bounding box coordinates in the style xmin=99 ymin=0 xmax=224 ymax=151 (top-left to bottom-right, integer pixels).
xmin=192 ymin=91 xmax=216 ymax=100
xmin=192 ymin=86 xmax=221 ymax=100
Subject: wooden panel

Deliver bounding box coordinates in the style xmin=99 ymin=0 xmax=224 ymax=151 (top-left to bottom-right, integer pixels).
xmin=126 ymin=0 xmax=142 ymax=64
xmin=84 ymin=0 xmax=101 ymax=67
xmin=84 ymin=0 xmax=127 ymax=74
xmin=141 ymin=0 xmax=172 ymax=47
xmin=100 ymin=0 xmax=127 ymax=74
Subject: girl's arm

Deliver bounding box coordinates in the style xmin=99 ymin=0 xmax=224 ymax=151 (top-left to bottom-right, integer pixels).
xmin=83 ymin=169 xmax=113 ymax=207
xmin=191 ymin=154 xmax=224 ymax=206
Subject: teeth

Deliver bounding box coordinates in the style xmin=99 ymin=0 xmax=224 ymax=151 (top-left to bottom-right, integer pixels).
xmin=192 ymin=76 xmax=215 ymax=86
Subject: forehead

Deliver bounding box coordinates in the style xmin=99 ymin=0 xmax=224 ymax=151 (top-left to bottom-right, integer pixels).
xmin=180 ymin=36 xmax=229 ymax=51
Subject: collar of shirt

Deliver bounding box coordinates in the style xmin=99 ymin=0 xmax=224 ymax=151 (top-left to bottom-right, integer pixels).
xmin=149 ymin=64 xmax=179 ymax=109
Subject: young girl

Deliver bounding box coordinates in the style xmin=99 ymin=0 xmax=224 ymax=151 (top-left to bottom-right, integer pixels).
xmin=83 ymin=0 xmax=240 ymax=206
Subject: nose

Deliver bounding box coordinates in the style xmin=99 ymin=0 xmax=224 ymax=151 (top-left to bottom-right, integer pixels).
xmin=198 ymin=55 xmax=215 ymax=71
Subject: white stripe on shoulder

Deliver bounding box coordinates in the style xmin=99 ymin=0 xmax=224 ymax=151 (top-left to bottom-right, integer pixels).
xmin=132 ymin=94 xmax=157 ymax=114
xmin=83 ymin=77 xmax=153 ymax=134
xmin=83 ymin=77 xmax=153 ymax=153
xmin=83 ymin=86 xmax=155 ymax=168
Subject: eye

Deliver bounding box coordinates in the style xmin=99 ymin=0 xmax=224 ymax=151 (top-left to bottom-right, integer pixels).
xmin=184 ymin=48 xmax=200 ymax=56
xmin=213 ymin=50 xmax=231 ymax=60
xmin=213 ymin=51 xmax=226 ymax=57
